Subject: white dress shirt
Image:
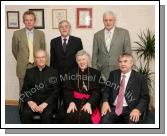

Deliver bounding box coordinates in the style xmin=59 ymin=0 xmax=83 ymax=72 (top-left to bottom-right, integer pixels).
xmin=105 ymin=27 xmax=115 ymax=52
xmin=26 ymin=29 xmax=34 ymax=43
xmin=61 ymin=36 xmax=69 ymax=46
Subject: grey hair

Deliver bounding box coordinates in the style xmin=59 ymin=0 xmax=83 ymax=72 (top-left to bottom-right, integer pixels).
xmin=103 ymin=11 xmax=116 ymax=20
xmin=76 ymin=50 xmax=91 ymax=67
xmin=117 ymin=52 xmax=134 ymax=67
xmin=58 ymin=20 xmax=71 ymax=29
xmin=117 ymin=52 xmax=133 ymax=61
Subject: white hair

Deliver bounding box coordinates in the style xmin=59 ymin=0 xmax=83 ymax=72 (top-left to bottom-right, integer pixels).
xmin=76 ymin=50 xmax=91 ymax=67
xmin=103 ymin=11 xmax=116 ymax=20
xmin=58 ymin=20 xmax=71 ymax=29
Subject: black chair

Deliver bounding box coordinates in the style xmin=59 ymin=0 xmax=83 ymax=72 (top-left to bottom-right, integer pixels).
xmin=139 ymin=95 xmax=150 ymax=123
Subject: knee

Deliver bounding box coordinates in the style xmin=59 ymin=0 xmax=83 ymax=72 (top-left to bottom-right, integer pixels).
xmin=80 ymin=110 xmax=91 ymax=118
xmin=67 ymin=112 xmax=76 ymax=119
xmin=41 ymin=110 xmax=53 ymax=118
xmin=21 ymin=108 xmax=33 ymax=118
xmin=101 ymin=112 xmax=111 ymax=124
xmin=65 ymin=112 xmax=78 ymax=123
xmin=79 ymin=111 xmax=91 ymax=123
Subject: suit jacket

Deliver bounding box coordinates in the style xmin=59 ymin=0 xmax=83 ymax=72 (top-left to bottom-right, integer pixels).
xmin=12 ymin=28 xmax=46 ymax=78
xmin=92 ymin=27 xmax=131 ymax=80
xmin=63 ymin=67 xmax=102 ymax=109
xmin=20 ymin=66 xmax=60 ymax=105
xmin=50 ymin=35 xmax=83 ymax=74
xmin=102 ymin=69 xmax=149 ymax=113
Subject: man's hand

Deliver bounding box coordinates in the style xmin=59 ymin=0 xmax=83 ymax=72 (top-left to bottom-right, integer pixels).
xmin=81 ymin=103 xmax=92 ymax=114
xmin=101 ymin=101 xmax=111 ymax=116
xmin=67 ymin=102 xmax=77 ymax=113
xmin=27 ymin=101 xmax=39 ymax=112
xmin=38 ymin=102 xmax=48 ymax=113
xmin=129 ymin=108 xmax=141 ymax=122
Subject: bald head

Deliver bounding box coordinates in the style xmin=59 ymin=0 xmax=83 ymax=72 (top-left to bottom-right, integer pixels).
xmin=34 ymin=49 xmax=47 ymax=68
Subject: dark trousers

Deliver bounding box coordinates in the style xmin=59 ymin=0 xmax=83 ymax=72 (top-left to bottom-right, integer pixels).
xmin=63 ymin=110 xmax=92 ymax=124
xmin=101 ymin=106 xmax=140 ymax=124
xmin=21 ymin=104 xmax=53 ymax=124
xmin=59 ymin=100 xmax=93 ymax=124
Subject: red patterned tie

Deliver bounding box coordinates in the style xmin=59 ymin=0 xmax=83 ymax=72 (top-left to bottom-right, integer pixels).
xmin=115 ymin=75 xmax=126 ymax=116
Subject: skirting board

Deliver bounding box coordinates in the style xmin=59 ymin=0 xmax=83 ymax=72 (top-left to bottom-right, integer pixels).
xmin=5 ymin=100 xmax=18 ymax=106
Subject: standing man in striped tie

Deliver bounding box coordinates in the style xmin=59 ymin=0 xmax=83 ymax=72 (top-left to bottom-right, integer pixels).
xmin=12 ymin=11 xmax=46 ymax=93
xmin=50 ymin=20 xmax=83 ymax=76
xmin=101 ymin=53 xmax=149 ymax=124
xmin=50 ymin=20 xmax=83 ymax=112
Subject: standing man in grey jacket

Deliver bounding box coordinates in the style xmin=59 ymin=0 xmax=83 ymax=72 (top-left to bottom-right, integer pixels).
xmin=92 ymin=11 xmax=131 ymax=80
xmin=12 ymin=11 xmax=46 ymax=92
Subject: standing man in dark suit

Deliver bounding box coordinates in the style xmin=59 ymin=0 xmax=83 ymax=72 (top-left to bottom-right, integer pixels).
xmin=20 ymin=49 xmax=60 ymax=124
xmin=101 ymin=53 xmax=149 ymax=124
xmin=12 ymin=11 xmax=46 ymax=92
xmin=50 ymin=20 xmax=83 ymax=75
xmin=50 ymin=20 xmax=83 ymax=110
xmin=92 ymin=11 xmax=131 ymax=81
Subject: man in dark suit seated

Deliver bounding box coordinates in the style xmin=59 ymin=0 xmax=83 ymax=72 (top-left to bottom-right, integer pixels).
xmin=20 ymin=49 xmax=60 ymax=124
xmin=101 ymin=53 xmax=149 ymax=124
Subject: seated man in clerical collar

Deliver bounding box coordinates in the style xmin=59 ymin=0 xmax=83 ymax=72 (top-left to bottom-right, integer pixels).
xmin=20 ymin=49 xmax=60 ymax=124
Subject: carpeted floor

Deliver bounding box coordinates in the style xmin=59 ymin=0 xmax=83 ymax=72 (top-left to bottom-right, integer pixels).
xmin=5 ymin=105 xmax=155 ymax=124
xmin=5 ymin=105 xmax=20 ymax=124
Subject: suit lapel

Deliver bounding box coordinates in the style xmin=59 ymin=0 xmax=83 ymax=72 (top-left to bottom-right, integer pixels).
xmin=109 ymin=27 xmax=118 ymax=53
xmin=65 ymin=36 xmax=71 ymax=54
xmin=33 ymin=29 xmax=37 ymax=48
xmin=125 ymin=70 xmax=134 ymax=92
xmin=33 ymin=29 xmax=39 ymax=51
xmin=22 ymin=28 xmax=29 ymax=50
xmin=57 ymin=37 xmax=64 ymax=53
xmin=115 ymin=70 xmax=121 ymax=96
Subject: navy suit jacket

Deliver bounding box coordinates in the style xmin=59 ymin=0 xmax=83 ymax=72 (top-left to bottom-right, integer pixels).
xmin=102 ymin=69 xmax=149 ymax=113
xmin=50 ymin=36 xmax=83 ymax=74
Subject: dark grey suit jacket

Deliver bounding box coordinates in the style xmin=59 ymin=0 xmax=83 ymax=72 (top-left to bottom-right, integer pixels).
xmin=102 ymin=69 xmax=149 ymax=113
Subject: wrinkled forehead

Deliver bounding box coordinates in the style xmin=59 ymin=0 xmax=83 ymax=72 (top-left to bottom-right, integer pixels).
xmin=35 ymin=50 xmax=46 ymax=57
xmin=60 ymin=22 xmax=70 ymax=27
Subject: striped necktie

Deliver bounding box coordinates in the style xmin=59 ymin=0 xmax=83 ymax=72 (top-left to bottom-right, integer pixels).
xmin=115 ymin=75 xmax=126 ymax=116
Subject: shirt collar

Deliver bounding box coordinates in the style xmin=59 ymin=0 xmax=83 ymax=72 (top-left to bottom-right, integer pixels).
xmin=121 ymin=70 xmax=132 ymax=78
xmin=26 ymin=28 xmax=34 ymax=34
xmin=61 ymin=35 xmax=69 ymax=41
xmin=105 ymin=26 xmax=115 ymax=33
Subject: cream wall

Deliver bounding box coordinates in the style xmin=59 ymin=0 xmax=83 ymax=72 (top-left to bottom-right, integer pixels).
xmin=5 ymin=5 xmax=155 ymax=101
